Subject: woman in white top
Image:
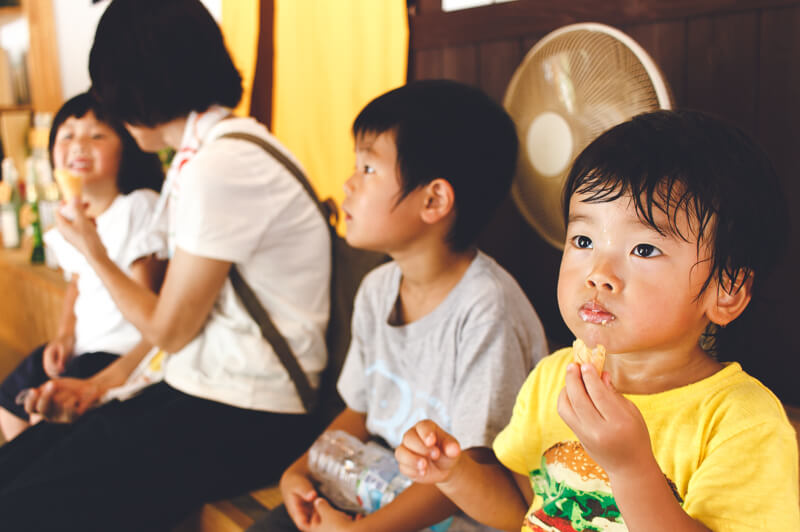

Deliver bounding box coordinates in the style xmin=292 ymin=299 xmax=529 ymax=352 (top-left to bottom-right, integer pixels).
xmin=0 ymin=1 xmax=331 ymax=529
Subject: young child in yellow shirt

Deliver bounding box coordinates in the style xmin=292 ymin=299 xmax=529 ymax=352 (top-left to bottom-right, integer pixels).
xmin=396 ymin=109 xmax=800 ymax=531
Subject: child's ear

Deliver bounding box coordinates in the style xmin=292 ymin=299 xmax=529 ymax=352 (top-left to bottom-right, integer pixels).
xmin=420 ymin=178 xmax=455 ymax=224
xmin=706 ymin=272 xmax=753 ymax=326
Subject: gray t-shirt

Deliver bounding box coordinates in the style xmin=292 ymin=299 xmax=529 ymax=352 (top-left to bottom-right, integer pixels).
xmin=337 ymin=251 xmax=547 ymax=531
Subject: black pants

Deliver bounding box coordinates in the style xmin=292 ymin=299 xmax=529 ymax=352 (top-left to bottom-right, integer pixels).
xmin=0 ymin=381 xmax=317 ymax=532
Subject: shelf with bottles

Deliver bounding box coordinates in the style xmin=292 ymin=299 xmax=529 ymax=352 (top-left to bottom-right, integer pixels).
xmin=0 ymin=111 xmax=62 ymax=266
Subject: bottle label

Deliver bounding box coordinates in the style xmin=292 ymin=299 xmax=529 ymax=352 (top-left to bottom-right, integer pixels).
xmin=1 ymin=207 xmax=20 ymax=248
xmin=354 ymin=448 xmax=411 ymax=513
xmin=356 ymin=469 xmax=391 ymax=512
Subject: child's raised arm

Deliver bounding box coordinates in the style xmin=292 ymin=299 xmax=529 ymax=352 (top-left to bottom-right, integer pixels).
xmin=396 ymin=420 xmax=530 ymax=531
xmin=560 ymin=363 xmax=711 ymax=532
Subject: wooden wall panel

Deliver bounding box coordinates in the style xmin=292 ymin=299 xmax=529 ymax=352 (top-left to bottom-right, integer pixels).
xmin=412 ymin=48 xmax=444 ymax=80
xmin=442 ymin=44 xmax=479 ymax=85
xmin=625 ymin=20 xmax=688 ymax=106
xmin=249 ymin=0 xmax=275 ymax=128
xmin=687 ymin=12 xmax=759 ymax=132
xmin=477 ymin=40 xmax=523 ymax=102
xmin=411 ymin=0 xmax=798 ymax=49
xmin=746 ymin=5 xmax=800 ymax=400
xmin=21 ymin=0 xmax=61 ymax=113
xmin=758 ymin=5 xmax=800 ymax=198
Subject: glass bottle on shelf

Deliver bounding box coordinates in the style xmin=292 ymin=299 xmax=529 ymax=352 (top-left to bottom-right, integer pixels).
xmin=25 ymin=156 xmax=45 ymax=264
xmin=1 ymin=158 xmax=22 ymax=248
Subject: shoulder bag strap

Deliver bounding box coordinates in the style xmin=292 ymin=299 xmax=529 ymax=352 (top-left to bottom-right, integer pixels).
xmin=220 ymin=131 xmax=325 ymax=413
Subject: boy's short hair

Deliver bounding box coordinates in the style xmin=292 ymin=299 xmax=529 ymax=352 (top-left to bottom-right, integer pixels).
xmin=89 ymin=0 xmax=242 ymax=127
xmin=563 ymin=109 xmax=788 ymax=298
xmin=49 ymin=92 xmax=164 ymax=194
xmin=353 ymin=80 xmax=518 ymax=252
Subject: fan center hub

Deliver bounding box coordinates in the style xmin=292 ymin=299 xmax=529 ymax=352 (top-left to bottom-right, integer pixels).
xmin=526 ymin=111 xmax=573 ymax=178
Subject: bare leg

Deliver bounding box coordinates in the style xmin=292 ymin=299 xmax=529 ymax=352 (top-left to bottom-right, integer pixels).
xmin=0 ymin=407 xmax=29 ymax=442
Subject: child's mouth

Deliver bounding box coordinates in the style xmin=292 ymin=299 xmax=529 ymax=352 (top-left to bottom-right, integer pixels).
xmin=579 ymin=303 xmax=615 ymax=325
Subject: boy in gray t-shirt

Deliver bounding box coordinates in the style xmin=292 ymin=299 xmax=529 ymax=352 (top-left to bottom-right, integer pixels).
xmin=249 ymin=80 xmax=547 ymax=532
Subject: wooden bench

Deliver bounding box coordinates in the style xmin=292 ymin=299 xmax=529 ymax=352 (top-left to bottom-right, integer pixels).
xmin=174 ymin=486 xmax=283 ymax=532
xmin=0 ymin=243 xmax=66 ymax=380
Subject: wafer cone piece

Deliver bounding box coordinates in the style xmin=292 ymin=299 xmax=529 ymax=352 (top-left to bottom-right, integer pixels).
xmin=54 ymin=168 xmax=82 ymax=202
xmin=573 ymin=338 xmax=606 ymax=374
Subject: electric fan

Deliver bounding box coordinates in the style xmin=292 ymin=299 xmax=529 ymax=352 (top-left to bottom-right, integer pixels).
xmin=504 ymin=23 xmax=673 ymax=248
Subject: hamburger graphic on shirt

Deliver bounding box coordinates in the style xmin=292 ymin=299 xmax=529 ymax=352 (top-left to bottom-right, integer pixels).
xmin=526 ymin=441 xmax=623 ymax=531
xmin=525 ymin=441 xmax=682 ymax=531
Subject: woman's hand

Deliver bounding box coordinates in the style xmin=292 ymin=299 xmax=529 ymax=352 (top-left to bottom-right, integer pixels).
xmin=42 ymin=335 xmax=75 ymax=378
xmin=558 ymin=363 xmax=654 ymax=478
xmin=55 ymin=197 xmax=106 ymax=261
xmin=23 ymin=377 xmax=103 ymax=423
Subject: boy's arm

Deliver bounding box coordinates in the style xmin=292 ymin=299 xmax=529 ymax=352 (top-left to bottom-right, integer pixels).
xmin=560 ymin=363 xmax=710 ymax=532
xmin=396 ymin=420 xmax=530 ymax=531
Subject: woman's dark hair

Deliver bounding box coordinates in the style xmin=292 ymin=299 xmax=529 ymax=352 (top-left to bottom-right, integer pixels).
xmin=49 ymin=91 xmax=164 ymax=194
xmin=352 ymin=79 xmax=518 ymax=252
xmin=89 ymin=0 xmax=242 ymax=127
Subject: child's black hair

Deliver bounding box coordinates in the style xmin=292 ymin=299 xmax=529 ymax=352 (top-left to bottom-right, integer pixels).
xmin=88 ymin=0 xmax=242 ymax=127
xmin=49 ymin=91 xmax=164 ymax=194
xmin=352 ymin=79 xmax=518 ymax=252
xmin=563 ymin=109 xmax=788 ymax=295
xmin=563 ymin=110 xmax=789 ymax=351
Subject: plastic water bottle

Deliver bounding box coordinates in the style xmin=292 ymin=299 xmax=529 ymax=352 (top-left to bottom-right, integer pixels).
xmin=308 ymin=430 xmax=412 ymax=514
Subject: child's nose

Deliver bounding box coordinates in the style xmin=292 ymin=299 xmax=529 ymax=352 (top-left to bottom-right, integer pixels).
xmin=586 ymin=260 xmax=622 ymax=292
xmin=69 ymin=139 xmax=90 ymax=154
xmin=343 ymin=173 xmax=357 ymax=196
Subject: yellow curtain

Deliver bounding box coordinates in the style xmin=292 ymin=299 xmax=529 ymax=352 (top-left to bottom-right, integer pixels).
xmin=220 ymin=0 xmax=260 ymax=117
xmin=273 ymin=0 xmax=408 ymax=229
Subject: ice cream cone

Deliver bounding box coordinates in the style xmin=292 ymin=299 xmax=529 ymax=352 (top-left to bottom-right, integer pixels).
xmin=53 ymin=168 xmax=82 ymax=220
xmin=53 ymin=168 xmax=82 ymax=202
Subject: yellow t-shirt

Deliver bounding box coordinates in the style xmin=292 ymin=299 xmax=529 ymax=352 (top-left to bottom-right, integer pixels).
xmin=493 ymin=348 xmax=800 ymax=532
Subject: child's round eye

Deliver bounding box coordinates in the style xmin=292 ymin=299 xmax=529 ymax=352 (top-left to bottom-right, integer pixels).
xmin=632 ymin=244 xmax=661 ymax=257
xmin=572 ymin=235 xmax=592 ymax=249
xmin=363 ymin=165 xmax=375 ymax=174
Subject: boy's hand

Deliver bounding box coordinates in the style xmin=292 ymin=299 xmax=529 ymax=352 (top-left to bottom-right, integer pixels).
xmin=42 ymin=335 xmax=75 ymax=378
xmin=558 ymin=363 xmax=654 ymax=477
xmin=396 ymin=419 xmax=462 ymax=484
xmin=280 ymin=469 xmax=320 ymax=531
xmin=308 ymin=498 xmax=356 ymax=531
